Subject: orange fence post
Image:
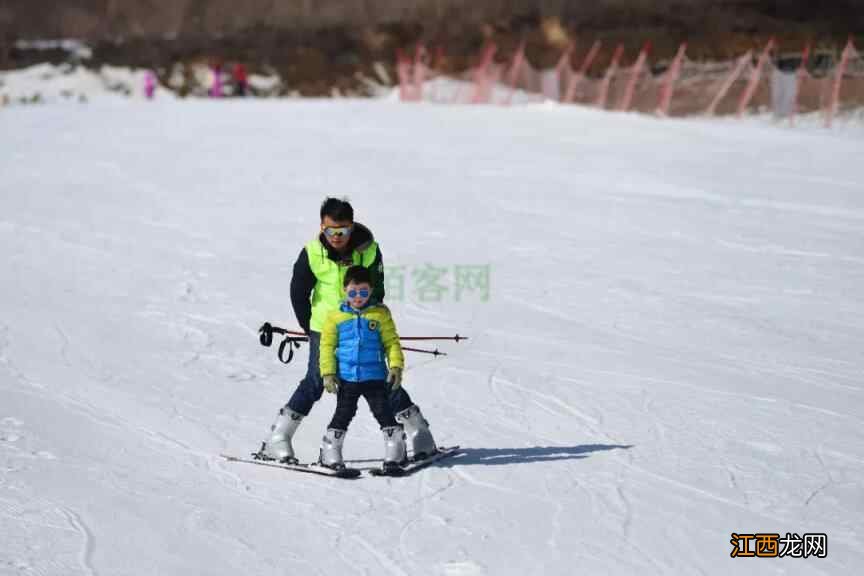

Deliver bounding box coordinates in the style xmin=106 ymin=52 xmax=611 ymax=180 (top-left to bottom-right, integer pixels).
xmin=790 ymin=43 xmax=810 ymax=125
xmin=471 ymin=42 xmax=498 ymax=104
xmin=412 ymin=44 xmax=427 ymax=101
xmin=427 ymin=45 xmax=445 ymax=102
xmin=596 ymin=44 xmax=624 ymax=108
xmin=657 ymin=43 xmax=687 ymax=116
xmin=396 ymin=48 xmax=411 ymax=102
xmin=504 ymin=40 xmax=526 ymax=106
xmin=564 ymin=41 xmax=601 ymax=103
xmin=706 ymin=51 xmax=752 ymax=116
xmin=555 ymin=43 xmax=574 ymax=102
xmin=737 ymin=37 xmax=775 ymax=117
xmin=826 ymin=38 xmax=854 ymax=128
xmin=619 ymin=42 xmax=650 ymax=111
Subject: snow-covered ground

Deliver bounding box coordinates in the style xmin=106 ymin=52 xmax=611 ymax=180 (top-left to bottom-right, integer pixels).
xmin=1 ymin=100 xmax=863 ymax=575
xmin=0 ymin=63 xmax=541 ymax=104
xmin=0 ymin=63 xmax=287 ymax=104
xmin=0 ymin=64 xmax=177 ymax=104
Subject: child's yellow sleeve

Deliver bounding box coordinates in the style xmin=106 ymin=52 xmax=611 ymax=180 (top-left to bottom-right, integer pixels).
xmin=319 ymin=313 xmax=340 ymax=376
xmin=379 ymin=307 xmax=404 ymax=370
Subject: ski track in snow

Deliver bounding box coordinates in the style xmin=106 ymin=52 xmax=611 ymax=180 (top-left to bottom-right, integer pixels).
xmin=59 ymin=507 xmax=98 ymax=576
xmin=2 ymin=100 xmax=863 ymax=575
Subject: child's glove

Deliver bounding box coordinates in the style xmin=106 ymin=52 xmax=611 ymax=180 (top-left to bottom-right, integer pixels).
xmin=387 ymin=367 xmax=403 ymax=391
xmin=323 ymin=374 xmax=339 ymax=394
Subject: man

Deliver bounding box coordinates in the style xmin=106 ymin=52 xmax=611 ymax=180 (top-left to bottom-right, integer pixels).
xmin=257 ymin=197 xmax=437 ymax=463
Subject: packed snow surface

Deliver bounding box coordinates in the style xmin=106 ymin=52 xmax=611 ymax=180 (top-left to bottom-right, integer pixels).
xmin=1 ymin=100 xmax=863 ymax=575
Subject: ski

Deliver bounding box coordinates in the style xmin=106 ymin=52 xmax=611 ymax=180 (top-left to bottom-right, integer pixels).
xmin=369 ymin=446 xmax=461 ymax=477
xmin=221 ymin=446 xmax=460 ymax=478
xmin=220 ymin=454 xmax=361 ymax=479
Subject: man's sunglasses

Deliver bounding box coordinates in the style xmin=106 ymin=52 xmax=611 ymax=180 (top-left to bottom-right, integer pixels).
xmin=324 ymin=225 xmax=353 ymax=238
xmin=347 ymin=288 xmax=370 ymax=299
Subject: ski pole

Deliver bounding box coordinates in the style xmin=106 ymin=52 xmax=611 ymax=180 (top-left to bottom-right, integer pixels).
xmin=259 ymin=323 xmax=308 ymax=364
xmin=281 ymin=329 xmax=308 ymax=338
xmin=401 ymin=346 xmax=447 ymax=357
xmin=399 ymin=335 xmax=468 ymax=342
xmin=279 ymin=329 xmax=467 ymax=343
xmin=261 ymin=323 xmax=468 ymax=343
xmin=258 ymin=323 xmax=464 ymax=363
xmin=259 ymin=324 xmax=307 ymax=342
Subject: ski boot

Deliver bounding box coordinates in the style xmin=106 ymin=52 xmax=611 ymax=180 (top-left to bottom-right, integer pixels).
xmin=319 ymin=428 xmax=347 ymax=470
xmin=381 ymin=426 xmax=407 ymax=475
xmin=395 ymin=405 xmax=437 ymax=461
xmin=255 ymin=406 xmax=303 ymax=464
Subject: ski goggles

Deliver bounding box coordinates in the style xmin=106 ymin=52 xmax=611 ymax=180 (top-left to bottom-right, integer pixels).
xmin=323 ymin=225 xmax=353 ymax=238
xmin=347 ymin=288 xmax=370 ymax=299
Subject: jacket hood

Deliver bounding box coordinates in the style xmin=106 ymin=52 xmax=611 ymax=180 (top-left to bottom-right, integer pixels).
xmin=319 ymin=222 xmax=374 ymax=261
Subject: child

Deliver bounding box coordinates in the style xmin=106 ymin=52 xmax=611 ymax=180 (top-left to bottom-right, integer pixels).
xmin=318 ymin=265 xmax=407 ymax=473
xmin=143 ymin=70 xmax=157 ymax=100
xmin=210 ymin=61 xmax=223 ymax=98
xmin=233 ymin=62 xmax=248 ymax=97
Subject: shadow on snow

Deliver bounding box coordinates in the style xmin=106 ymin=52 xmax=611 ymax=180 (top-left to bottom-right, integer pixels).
xmin=435 ymin=444 xmax=633 ymax=467
xmin=344 ymin=444 xmax=632 ymax=467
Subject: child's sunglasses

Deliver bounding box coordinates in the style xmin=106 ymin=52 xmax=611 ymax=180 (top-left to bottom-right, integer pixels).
xmin=347 ymin=288 xmax=370 ymax=299
xmin=324 ymin=225 xmax=352 ymax=238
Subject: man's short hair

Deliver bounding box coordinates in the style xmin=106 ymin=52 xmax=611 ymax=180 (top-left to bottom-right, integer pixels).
xmin=320 ymin=197 xmax=354 ymax=222
xmin=343 ymin=265 xmax=372 ymax=287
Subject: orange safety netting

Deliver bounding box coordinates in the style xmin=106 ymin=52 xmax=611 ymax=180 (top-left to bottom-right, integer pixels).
xmin=398 ymin=39 xmax=864 ymax=124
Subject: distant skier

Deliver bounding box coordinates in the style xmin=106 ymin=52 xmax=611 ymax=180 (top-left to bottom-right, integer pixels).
xmin=317 ymin=266 xmax=406 ymax=472
xmin=210 ymin=62 xmax=223 ymax=98
xmin=256 ymin=197 xmax=437 ymax=463
xmin=144 ymin=70 xmax=157 ymax=100
xmin=233 ymin=63 xmax=248 ymax=97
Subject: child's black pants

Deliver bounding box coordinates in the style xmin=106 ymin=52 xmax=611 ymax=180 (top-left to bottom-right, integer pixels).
xmin=328 ymin=380 xmax=399 ymax=431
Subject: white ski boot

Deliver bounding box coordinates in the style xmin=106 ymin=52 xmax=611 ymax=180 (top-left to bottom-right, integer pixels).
xmin=319 ymin=428 xmax=347 ymax=469
xmin=395 ymin=405 xmax=437 ymax=461
xmin=257 ymin=406 xmax=303 ymax=463
xmin=381 ymin=426 xmax=407 ymax=473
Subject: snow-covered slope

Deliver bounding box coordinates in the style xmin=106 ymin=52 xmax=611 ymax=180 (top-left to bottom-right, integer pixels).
xmin=0 ymin=64 xmax=177 ymax=104
xmin=1 ymin=100 xmax=862 ymax=575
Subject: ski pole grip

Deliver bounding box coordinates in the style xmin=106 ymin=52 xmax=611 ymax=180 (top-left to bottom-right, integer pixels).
xmin=259 ymin=323 xmax=274 ymax=347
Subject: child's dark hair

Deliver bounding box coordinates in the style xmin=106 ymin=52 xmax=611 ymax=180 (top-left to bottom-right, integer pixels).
xmin=320 ymin=197 xmax=354 ymax=222
xmin=343 ymin=265 xmax=372 ymax=288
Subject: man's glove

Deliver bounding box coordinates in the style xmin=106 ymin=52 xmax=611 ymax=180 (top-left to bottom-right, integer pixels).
xmin=323 ymin=374 xmax=339 ymax=394
xmin=387 ymin=367 xmax=403 ymax=391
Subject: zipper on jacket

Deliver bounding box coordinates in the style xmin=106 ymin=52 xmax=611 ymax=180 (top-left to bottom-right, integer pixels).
xmin=354 ymin=311 xmax=361 ymax=379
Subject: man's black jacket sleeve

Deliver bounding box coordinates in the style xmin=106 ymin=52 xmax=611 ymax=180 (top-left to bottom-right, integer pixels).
xmin=371 ymin=247 xmax=385 ymax=303
xmin=290 ymin=248 xmax=315 ymax=333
